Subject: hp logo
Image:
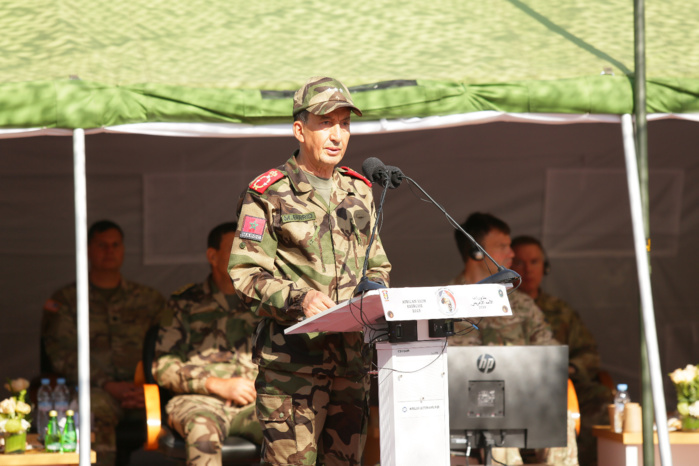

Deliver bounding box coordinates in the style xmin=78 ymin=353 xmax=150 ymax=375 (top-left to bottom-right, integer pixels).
xmin=476 ymin=354 xmax=496 ymax=373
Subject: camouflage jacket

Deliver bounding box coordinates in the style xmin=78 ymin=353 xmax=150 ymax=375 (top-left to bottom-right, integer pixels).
xmin=41 ymin=278 xmax=167 ymax=387
xmin=153 ymin=275 xmax=261 ymax=395
xmin=447 ymin=273 xmax=557 ymax=346
xmin=228 ymin=153 xmax=391 ymax=377
xmin=536 ymin=290 xmax=601 ymax=384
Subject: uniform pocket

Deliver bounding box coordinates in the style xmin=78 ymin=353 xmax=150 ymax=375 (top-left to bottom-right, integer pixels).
xmin=256 ymin=393 xmax=318 ymax=464
xmin=257 ymin=393 xmax=293 ymax=423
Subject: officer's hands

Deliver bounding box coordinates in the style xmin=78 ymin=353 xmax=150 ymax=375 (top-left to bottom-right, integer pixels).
xmin=205 ymin=376 xmax=257 ymax=407
xmin=103 ymin=381 xmax=145 ymax=409
xmin=302 ymin=290 xmax=336 ymax=318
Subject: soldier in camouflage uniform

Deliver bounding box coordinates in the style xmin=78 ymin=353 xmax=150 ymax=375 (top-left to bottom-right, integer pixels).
xmin=447 ymin=213 xmax=557 ymax=347
xmin=447 ymin=213 xmax=578 ymax=466
xmin=512 ymin=235 xmax=613 ymax=466
xmin=228 ymin=77 xmax=391 ymax=466
xmin=153 ymin=222 xmax=262 ymax=466
xmin=41 ymin=220 xmax=167 ymax=466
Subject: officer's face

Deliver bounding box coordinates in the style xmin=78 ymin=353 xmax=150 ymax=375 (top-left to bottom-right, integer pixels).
xmin=88 ymin=228 xmax=124 ymax=273
xmin=512 ymin=243 xmax=546 ymax=296
xmin=294 ymin=107 xmax=351 ymax=177
xmin=480 ymin=229 xmax=514 ymax=269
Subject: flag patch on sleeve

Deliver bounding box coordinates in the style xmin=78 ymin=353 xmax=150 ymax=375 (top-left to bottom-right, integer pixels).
xmin=240 ymin=215 xmax=266 ymax=242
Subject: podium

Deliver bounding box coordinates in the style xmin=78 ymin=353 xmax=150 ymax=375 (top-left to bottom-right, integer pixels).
xmin=286 ymin=284 xmax=513 ymax=466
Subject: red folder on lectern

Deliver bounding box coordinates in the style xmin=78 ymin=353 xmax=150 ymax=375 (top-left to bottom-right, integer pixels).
xmin=285 ymin=283 xmax=512 ymax=335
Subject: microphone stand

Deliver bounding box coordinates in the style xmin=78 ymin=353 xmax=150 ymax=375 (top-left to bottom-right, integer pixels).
xmin=399 ymin=174 xmax=521 ymax=286
xmin=355 ymin=172 xmax=391 ymax=294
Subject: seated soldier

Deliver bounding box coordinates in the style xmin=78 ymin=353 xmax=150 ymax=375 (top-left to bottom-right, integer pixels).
xmin=42 ymin=220 xmax=168 ymax=466
xmin=512 ymin=235 xmax=613 ymax=466
xmin=448 ymin=213 xmax=577 ymax=466
xmin=153 ymin=222 xmax=262 ymax=466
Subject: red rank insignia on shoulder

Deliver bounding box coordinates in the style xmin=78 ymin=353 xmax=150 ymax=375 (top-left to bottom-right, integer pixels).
xmin=340 ymin=166 xmax=372 ymax=187
xmin=240 ymin=215 xmax=266 ymax=242
xmin=249 ymin=169 xmax=284 ymax=194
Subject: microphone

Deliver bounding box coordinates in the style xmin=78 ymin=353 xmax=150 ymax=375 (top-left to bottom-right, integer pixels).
xmin=355 ymin=157 xmax=392 ymax=295
xmin=361 ymin=157 xmax=389 ymax=186
xmin=361 ymin=157 xmax=405 ymax=190
xmin=385 ymin=166 xmax=405 ymax=189
xmin=476 ymin=266 xmax=521 ymax=285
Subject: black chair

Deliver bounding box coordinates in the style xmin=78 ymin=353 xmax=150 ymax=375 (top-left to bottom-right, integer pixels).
xmin=142 ymin=325 xmax=261 ymax=465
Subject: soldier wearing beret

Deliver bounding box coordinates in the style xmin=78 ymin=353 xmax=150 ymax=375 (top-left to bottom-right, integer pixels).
xmin=154 ymin=222 xmax=262 ymax=466
xmin=228 ymin=77 xmax=391 ymax=465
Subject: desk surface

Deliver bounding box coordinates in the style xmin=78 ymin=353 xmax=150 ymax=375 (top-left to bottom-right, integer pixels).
xmin=0 ymin=434 xmax=96 ymax=465
xmin=592 ymin=425 xmax=699 ymax=445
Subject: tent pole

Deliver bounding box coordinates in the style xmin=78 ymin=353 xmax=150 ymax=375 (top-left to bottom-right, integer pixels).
xmin=621 ymin=115 xmax=672 ymax=466
xmin=73 ymin=128 xmax=92 ymax=466
xmin=633 ymin=0 xmax=654 ymax=463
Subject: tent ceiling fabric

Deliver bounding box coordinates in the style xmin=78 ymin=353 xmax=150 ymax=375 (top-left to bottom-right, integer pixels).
xmin=1 ymin=0 xmax=699 ymax=129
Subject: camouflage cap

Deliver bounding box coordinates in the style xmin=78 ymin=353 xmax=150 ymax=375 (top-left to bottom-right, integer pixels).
xmin=293 ymin=76 xmax=362 ymax=117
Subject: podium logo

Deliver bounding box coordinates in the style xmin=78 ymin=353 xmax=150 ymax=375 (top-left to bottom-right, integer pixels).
xmin=476 ymin=354 xmax=496 ymax=373
xmin=436 ymin=288 xmax=457 ymax=316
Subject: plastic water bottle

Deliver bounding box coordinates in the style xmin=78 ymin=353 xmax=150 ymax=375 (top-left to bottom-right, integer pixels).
xmin=613 ymin=383 xmax=630 ymax=433
xmin=44 ymin=410 xmax=61 ymax=452
xmin=53 ymin=378 xmax=71 ymax=428
xmin=60 ymin=409 xmax=77 ymax=452
xmin=37 ymin=378 xmax=53 ymax=441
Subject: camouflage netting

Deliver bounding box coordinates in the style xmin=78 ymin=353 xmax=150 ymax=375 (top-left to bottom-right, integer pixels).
xmin=1 ymin=0 xmax=698 ymax=128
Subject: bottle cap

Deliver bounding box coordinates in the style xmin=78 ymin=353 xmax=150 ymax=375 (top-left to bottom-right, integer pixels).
xmin=49 ymin=410 xmax=58 ymax=417
xmin=41 ymin=378 xmax=50 ymax=384
xmin=66 ymin=410 xmax=74 ymax=416
xmin=617 ymin=383 xmax=628 ymax=391
xmin=57 ymin=378 xmax=66 ymax=384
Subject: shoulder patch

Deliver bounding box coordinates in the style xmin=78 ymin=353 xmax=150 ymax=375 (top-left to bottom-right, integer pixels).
xmin=249 ymin=169 xmax=285 ymax=194
xmin=240 ymin=215 xmax=266 ymax=242
xmin=340 ymin=166 xmax=372 ymax=187
xmin=43 ymin=299 xmax=60 ymax=313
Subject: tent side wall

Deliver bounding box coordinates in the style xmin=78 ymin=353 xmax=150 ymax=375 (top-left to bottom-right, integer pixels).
xmin=2 ymin=119 xmax=697 ymax=408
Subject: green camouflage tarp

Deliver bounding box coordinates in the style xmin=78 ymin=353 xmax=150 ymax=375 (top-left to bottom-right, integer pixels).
xmin=1 ymin=0 xmax=698 ymax=128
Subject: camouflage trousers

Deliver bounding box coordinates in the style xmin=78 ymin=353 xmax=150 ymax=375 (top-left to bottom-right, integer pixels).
xmin=255 ymin=367 xmax=370 ymax=466
xmin=166 ymin=394 xmax=262 ymax=466
xmin=90 ymin=387 xmax=144 ymax=466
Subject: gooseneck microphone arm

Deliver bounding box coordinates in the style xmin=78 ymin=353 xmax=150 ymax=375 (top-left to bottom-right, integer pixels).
xmin=396 ymin=172 xmax=521 ymax=286
xmin=355 ymin=158 xmax=392 ymax=294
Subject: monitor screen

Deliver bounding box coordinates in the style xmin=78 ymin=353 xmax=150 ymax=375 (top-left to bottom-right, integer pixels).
xmin=447 ymin=345 xmax=568 ymax=450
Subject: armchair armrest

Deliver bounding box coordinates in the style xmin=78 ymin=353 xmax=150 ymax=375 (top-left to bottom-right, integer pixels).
xmin=568 ymin=378 xmax=581 ymax=436
xmin=134 ymin=359 xmax=163 ymax=451
xmin=143 ymin=383 xmax=162 ymax=450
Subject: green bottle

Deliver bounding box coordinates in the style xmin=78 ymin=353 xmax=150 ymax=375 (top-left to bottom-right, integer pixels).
xmin=44 ymin=410 xmax=61 ymax=452
xmin=60 ymin=409 xmax=77 ymax=452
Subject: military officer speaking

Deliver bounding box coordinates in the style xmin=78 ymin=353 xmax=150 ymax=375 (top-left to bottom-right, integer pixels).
xmin=228 ymin=77 xmax=391 ymax=466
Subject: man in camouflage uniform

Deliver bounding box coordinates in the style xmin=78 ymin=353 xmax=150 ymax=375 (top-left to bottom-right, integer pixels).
xmin=228 ymin=77 xmax=391 ymax=466
xmin=447 ymin=213 xmax=578 ymax=466
xmin=153 ymin=222 xmax=262 ymax=466
xmin=448 ymin=213 xmax=556 ymax=347
xmin=42 ymin=220 xmax=168 ymax=466
xmin=512 ymin=235 xmax=613 ymax=466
